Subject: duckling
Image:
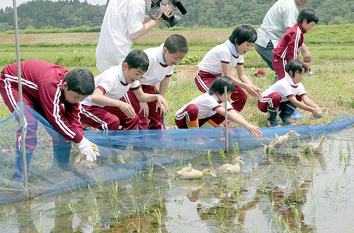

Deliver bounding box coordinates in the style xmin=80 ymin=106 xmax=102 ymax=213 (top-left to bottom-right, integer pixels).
xmin=304 ymin=136 xmax=327 ymax=154
xmin=74 ymin=143 xmax=100 ymax=175
xmin=265 ymin=130 xmax=300 ymax=153
xmin=175 ymin=163 xmax=216 ymax=180
xmin=307 ymin=107 xmax=330 ymax=126
xmin=217 ymin=156 xmax=245 ymax=174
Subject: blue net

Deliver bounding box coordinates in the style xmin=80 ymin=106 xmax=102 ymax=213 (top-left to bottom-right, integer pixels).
xmin=0 ymin=102 xmax=353 ymax=205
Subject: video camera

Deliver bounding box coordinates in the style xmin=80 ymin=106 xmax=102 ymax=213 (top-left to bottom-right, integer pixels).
xmin=148 ymin=0 xmax=187 ymax=27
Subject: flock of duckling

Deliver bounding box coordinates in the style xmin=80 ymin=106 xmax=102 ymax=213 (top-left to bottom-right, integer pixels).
xmin=175 ymin=156 xmax=245 ymax=180
xmin=175 ymin=130 xmax=327 ymax=180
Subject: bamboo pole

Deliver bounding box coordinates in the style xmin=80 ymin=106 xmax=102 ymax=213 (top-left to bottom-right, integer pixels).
xmin=224 ymin=86 xmax=229 ymax=161
xmin=13 ymin=0 xmax=29 ymax=198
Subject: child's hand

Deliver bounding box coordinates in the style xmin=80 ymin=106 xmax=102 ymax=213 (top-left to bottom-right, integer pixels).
xmin=312 ymin=108 xmax=322 ymax=118
xmin=155 ymin=95 xmax=169 ymax=115
xmin=139 ymin=102 xmax=149 ymax=118
xmin=119 ymin=101 xmax=136 ymax=118
xmin=246 ymin=124 xmax=262 ymax=138
xmin=245 ymin=84 xmax=263 ymax=98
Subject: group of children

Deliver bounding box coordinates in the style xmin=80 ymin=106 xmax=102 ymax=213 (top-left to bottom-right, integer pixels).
xmin=0 ymin=7 xmax=322 ymax=181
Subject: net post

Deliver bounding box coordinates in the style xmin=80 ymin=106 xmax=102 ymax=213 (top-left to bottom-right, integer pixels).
xmin=13 ymin=0 xmax=29 ymax=198
xmin=224 ymin=86 xmax=229 ymax=161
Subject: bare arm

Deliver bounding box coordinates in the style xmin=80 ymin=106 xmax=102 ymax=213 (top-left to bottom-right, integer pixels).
xmin=130 ymin=5 xmax=173 ymax=41
xmin=133 ymin=88 xmax=169 ymax=115
xmin=158 ymin=77 xmax=170 ymax=96
xmin=288 ymin=95 xmax=321 ymax=117
xmin=300 ymin=43 xmax=311 ymax=63
xmin=221 ymin=62 xmax=262 ymax=98
xmin=91 ymin=89 xmax=135 ymax=118
xmin=215 ymin=107 xmax=262 ymax=138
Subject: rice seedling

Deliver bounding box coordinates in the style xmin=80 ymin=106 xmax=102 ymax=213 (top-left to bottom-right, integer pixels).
xmin=248 ymin=149 xmax=255 ymax=165
xmin=219 ymin=149 xmax=226 ymax=163
xmin=134 ymin=166 xmax=142 ymax=183
xmin=68 ymin=202 xmax=74 ymax=215
xmin=88 ymin=184 xmax=100 ymax=226
xmin=35 ymin=212 xmax=43 ymax=233
xmin=148 ymin=162 xmax=154 ymax=182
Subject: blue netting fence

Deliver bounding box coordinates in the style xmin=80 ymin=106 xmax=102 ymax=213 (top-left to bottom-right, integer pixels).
xmin=0 ymin=102 xmax=353 ymax=204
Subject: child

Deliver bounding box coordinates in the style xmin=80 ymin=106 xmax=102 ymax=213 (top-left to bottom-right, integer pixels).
xmin=122 ymin=34 xmax=188 ymax=129
xmin=272 ymin=8 xmax=319 ymax=80
xmin=80 ymin=50 xmax=169 ymax=131
xmin=175 ymin=76 xmax=262 ymax=138
xmin=258 ymin=58 xmax=322 ymax=127
xmin=195 ymin=25 xmax=262 ymax=113
xmin=0 ymin=60 xmax=97 ymax=182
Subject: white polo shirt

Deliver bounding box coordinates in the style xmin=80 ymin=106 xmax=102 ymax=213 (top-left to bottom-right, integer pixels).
xmin=261 ymin=72 xmax=307 ymax=103
xmin=82 ymin=63 xmax=140 ymax=107
xmin=140 ymin=44 xmax=174 ymax=86
xmin=176 ymin=93 xmax=233 ymax=120
xmin=198 ymin=41 xmax=244 ymax=74
xmin=256 ymin=0 xmax=298 ymax=48
xmin=95 ymin=0 xmax=145 ymax=72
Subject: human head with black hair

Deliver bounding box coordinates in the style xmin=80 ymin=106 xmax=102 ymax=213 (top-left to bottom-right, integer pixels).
xmin=122 ymin=50 xmax=149 ymax=84
xmin=163 ymin=34 xmax=189 ymax=66
xmin=297 ymin=8 xmax=318 ymax=32
xmin=285 ymin=58 xmax=308 ymax=84
xmin=229 ymin=25 xmax=257 ymax=55
xmin=229 ymin=25 xmax=257 ymax=46
xmin=298 ymin=8 xmax=319 ymax=24
xmin=208 ymin=76 xmax=235 ymax=96
xmin=123 ymin=50 xmax=149 ymax=71
xmin=64 ymin=68 xmax=95 ymax=103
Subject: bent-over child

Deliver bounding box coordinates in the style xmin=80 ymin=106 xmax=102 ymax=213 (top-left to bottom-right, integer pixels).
xmin=272 ymin=8 xmax=318 ymax=80
xmin=0 ymin=60 xmax=97 ymax=183
xmin=80 ymin=50 xmax=169 ymax=130
xmin=175 ymin=76 xmax=262 ymax=138
xmin=122 ymin=34 xmax=188 ymax=129
xmin=195 ymin=25 xmax=262 ymax=112
xmin=258 ymin=58 xmax=322 ymax=127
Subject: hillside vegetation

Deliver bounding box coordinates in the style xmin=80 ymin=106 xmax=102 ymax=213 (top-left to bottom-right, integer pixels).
xmin=0 ymin=0 xmax=353 ymax=32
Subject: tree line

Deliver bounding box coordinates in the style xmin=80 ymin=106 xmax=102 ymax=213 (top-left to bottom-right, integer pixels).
xmin=0 ymin=0 xmax=352 ymax=32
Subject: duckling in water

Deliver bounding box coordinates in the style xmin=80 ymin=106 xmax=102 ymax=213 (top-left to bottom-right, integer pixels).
xmin=217 ymin=156 xmax=245 ymax=174
xmin=304 ymin=136 xmax=327 ymax=154
xmin=74 ymin=143 xmax=100 ymax=175
xmin=265 ymin=130 xmax=300 ymax=153
xmin=175 ymin=163 xmax=216 ymax=180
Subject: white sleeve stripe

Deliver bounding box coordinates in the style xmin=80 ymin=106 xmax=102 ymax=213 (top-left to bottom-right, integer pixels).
xmin=53 ymin=81 xmax=75 ymax=138
xmin=5 ymin=74 xmax=38 ymax=90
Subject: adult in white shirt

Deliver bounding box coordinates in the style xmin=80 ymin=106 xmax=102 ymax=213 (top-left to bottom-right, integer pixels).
xmin=254 ymin=0 xmax=311 ymax=71
xmin=95 ymin=0 xmax=173 ymax=72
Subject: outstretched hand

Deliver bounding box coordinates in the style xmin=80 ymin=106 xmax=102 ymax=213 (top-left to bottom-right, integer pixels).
xmin=245 ymin=84 xmax=263 ymax=98
xmin=246 ymin=124 xmax=262 ymax=138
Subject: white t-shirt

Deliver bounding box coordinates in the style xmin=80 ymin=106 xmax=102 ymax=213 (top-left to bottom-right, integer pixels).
xmin=261 ymin=72 xmax=307 ymax=103
xmin=140 ymin=44 xmax=174 ymax=86
xmin=198 ymin=42 xmax=244 ymax=74
xmin=256 ymin=0 xmax=298 ymax=48
xmin=175 ymin=93 xmax=233 ymax=120
xmin=95 ymin=0 xmax=145 ymax=72
xmin=82 ymin=63 xmax=140 ymax=107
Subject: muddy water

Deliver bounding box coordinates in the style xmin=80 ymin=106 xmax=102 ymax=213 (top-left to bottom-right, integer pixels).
xmin=0 ymin=127 xmax=353 ymax=232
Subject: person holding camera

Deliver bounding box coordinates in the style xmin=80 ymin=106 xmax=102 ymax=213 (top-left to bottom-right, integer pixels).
xmin=95 ymin=0 xmax=173 ymax=72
